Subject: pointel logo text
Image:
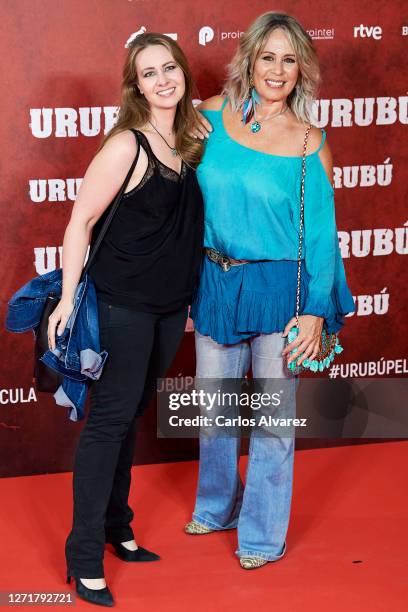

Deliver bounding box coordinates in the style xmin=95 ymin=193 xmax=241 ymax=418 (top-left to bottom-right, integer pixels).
xmin=199 ymin=26 xmax=214 ymax=46
xmin=307 ymin=27 xmax=335 ymax=40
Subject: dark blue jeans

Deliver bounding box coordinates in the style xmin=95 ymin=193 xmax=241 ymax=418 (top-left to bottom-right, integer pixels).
xmin=65 ymin=298 xmax=188 ymax=578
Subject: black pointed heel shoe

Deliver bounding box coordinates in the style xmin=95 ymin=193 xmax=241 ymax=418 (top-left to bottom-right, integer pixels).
xmin=66 ymin=574 xmax=114 ymax=607
xmin=106 ymin=540 xmax=161 ymax=562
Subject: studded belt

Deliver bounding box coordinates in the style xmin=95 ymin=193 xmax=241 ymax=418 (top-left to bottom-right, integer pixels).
xmin=205 ymin=248 xmax=265 ymax=272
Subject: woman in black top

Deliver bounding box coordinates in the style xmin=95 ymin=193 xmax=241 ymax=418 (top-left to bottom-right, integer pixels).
xmin=47 ymin=33 xmax=204 ymax=607
xmin=89 ymin=128 xmax=203 ymax=313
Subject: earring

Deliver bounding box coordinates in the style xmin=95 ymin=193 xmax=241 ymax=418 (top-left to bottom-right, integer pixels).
xmin=242 ymin=75 xmax=260 ymax=125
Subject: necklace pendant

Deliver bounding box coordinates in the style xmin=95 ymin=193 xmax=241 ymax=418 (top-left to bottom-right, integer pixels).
xmin=171 ymin=148 xmax=178 ymax=157
xmin=251 ymin=121 xmax=261 ymax=134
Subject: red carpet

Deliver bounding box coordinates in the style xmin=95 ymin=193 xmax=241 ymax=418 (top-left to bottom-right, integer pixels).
xmin=0 ymin=441 xmax=407 ymax=611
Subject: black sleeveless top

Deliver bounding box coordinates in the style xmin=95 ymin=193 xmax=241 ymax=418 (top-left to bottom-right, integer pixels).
xmin=88 ymin=130 xmax=204 ymax=313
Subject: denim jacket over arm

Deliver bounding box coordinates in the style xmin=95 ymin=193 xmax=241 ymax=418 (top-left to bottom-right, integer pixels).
xmin=5 ymin=268 xmax=107 ymax=421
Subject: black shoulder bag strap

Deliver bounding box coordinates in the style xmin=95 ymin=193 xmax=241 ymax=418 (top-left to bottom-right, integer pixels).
xmin=80 ymin=129 xmax=140 ymax=282
xmin=34 ymin=130 xmax=140 ymax=394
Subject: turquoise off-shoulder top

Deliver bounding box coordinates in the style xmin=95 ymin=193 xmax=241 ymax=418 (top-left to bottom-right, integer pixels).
xmin=191 ymin=100 xmax=355 ymax=343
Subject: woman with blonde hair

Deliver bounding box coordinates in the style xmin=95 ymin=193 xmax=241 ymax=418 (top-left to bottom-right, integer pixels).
xmin=48 ymin=33 xmax=204 ymax=605
xmin=186 ymin=12 xmax=355 ymax=569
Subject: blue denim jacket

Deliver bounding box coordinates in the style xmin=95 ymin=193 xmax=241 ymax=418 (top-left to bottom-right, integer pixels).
xmin=5 ymin=268 xmax=107 ymax=421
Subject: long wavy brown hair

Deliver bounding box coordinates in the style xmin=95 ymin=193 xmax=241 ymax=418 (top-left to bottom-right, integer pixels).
xmin=101 ymin=33 xmax=203 ymax=166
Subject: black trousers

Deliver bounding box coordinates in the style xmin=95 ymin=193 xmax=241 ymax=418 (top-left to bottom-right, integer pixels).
xmin=65 ymin=298 xmax=188 ymax=578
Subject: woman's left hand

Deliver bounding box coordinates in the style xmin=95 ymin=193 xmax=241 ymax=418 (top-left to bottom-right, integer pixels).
xmin=281 ymin=315 xmax=324 ymax=366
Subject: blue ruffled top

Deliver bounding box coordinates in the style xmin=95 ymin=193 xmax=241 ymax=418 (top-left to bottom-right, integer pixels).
xmin=190 ymin=100 xmax=356 ymax=345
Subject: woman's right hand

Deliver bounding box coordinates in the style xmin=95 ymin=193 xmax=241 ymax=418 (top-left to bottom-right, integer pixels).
xmin=190 ymin=110 xmax=213 ymax=140
xmin=47 ymin=298 xmax=75 ymax=351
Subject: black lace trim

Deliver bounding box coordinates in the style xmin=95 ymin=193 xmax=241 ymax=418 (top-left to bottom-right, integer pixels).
xmin=123 ymin=131 xmax=186 ymax=198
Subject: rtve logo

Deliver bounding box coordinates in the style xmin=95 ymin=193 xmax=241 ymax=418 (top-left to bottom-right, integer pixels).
xmin=199 ymin=26 xmax=214 ymax=46
xmin=353 ymin=24 xmax=382 ymax=40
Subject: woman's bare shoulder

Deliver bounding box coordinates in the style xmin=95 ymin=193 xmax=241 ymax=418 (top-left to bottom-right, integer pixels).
xmin=100 ymin=130 xmax=139 ymax=159
xmin=308 ymin=126 xmax=333 ymax=183
xmin=307 ymin=126 xmax=327 ymax=153
xmin=197 ymin=95 xmax=226 ymax=111
xmin=84 ymin=130 xmax=139 ymax=184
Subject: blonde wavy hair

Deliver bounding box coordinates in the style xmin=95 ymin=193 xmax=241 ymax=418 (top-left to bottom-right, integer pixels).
xmin=222 ymin=12 xmax=321 ymax=124
xmin=101 ymin=33 xmax=203 ymax=166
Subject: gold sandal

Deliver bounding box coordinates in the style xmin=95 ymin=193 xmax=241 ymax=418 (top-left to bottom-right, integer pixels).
xmin=240 ymin=556 xmax=268 ymax=570
xmin=184 ymin=520 xmax=214 ymax=535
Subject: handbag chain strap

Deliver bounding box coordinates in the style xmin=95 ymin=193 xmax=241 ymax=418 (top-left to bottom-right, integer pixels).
xmin=294 ymin=123 xmax=313 ymax=328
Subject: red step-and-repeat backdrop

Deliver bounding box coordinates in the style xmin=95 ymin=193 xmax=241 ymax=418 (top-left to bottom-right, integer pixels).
xmin=1 ymin=0 xmax=407 ymax=476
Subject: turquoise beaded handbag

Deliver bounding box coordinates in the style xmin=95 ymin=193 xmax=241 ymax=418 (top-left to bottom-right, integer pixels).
xmin=286 ymin=125 xmax=343 ymax=375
